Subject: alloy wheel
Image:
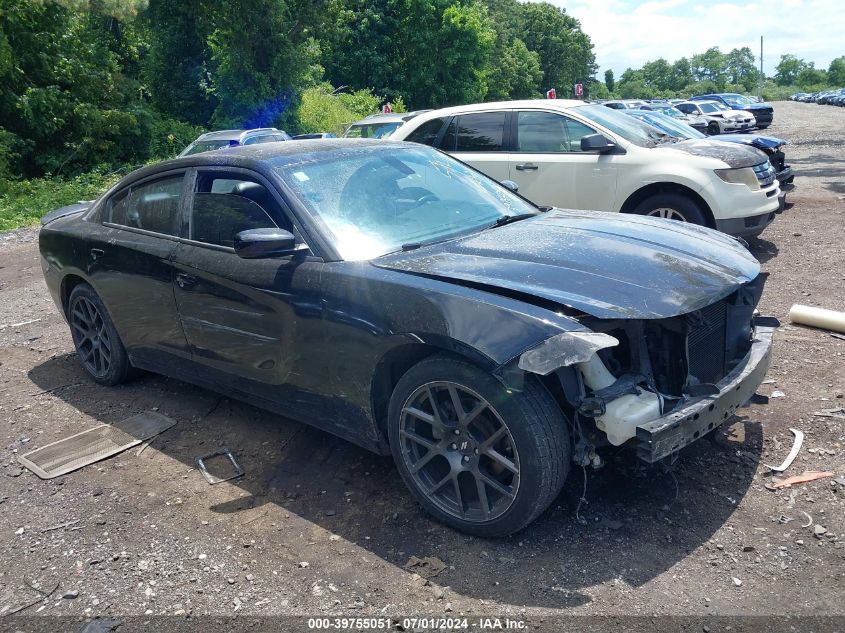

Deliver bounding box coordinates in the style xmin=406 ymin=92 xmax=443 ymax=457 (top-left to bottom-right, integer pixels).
xmin=69 ymin=295 xmax=113 ymax=378
xmin=398 ymin=381 xmax=520 ymax=522
xmin=647 ymin=207 xmax=688 ymax=221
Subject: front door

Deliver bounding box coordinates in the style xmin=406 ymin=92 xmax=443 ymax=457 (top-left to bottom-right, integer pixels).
xmin=509 ymin=110 xmax=618 ymax=212
xmin=171 ymin=169 xmax=326 ymax=419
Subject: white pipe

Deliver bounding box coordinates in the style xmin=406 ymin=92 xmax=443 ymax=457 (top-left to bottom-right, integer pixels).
xmin=789 ymin=304 xmax=845 ymax=334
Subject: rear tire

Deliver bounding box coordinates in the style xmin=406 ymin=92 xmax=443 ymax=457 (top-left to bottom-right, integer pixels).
xmin=632 ymin=193 xmax=708 ymax=226
xmin=67 ymin=283 xmax=132 ymax=386
xmin=387 ymin=354 xmax=570 ymax=537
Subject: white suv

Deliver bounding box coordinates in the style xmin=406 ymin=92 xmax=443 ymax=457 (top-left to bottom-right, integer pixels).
xmin=392 ymin=100 xmax=781 ymax=238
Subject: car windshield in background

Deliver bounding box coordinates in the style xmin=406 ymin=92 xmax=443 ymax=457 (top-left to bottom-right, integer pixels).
xmin=654 ymin=106 xmax=687 ymax=119
xmin=181 ymin=140 xmax=233 ymax=155
xmin=631 ymin=113 xmax=704 ymax=140
xmin=721 ymin=94 xmax=753 ymax=106
xmin=574 ymin=104 xmax=665 ymax=147
xmin=699 ymin=103 xmax=723 ymax=114
xmin=344 ymin=122 xmax=403 ymax=139
xmin=275 ymin=145 xmax=538 ymax=260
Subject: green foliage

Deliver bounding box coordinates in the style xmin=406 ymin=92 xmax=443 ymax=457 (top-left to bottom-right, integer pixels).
xmin=775 ymin=54 xmax=807 ymax=86
xmin=587 ymin=80 xmax=609 ymax=100
xmin=0 ymin=169 xmax=120 ymax=231
xmin=293 ymin=84 xmax=381 ymax=135
xmin=520 ymin=2 xmax=596 ymax=92
xmin=604 ymin=69 xmax=614 ymax=93
xmin=485 ymin=38 xmax=542 ymax=101
xmin=829 ymin=57 xmax=845 ymax=86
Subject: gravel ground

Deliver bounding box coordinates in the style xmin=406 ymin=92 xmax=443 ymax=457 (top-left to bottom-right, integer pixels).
xmin=0 ymin=101 xmax=843 ymax=629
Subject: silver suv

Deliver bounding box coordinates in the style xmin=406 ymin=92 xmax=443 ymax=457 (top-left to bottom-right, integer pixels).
xmin=179 ymin=128 xmax=292 ymax=156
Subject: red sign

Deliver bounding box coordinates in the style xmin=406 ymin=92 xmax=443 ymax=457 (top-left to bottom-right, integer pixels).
xmin=546 ymin=88 xmax=557 ymax=99
xmin=574 ymin=83 xmax=583 ymax=97
xmin=382 ymin=103 xmax=392 ymax=113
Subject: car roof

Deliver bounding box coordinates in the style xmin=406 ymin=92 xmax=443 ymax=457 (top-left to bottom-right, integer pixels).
xmin=406 ymin=99 xmax=587 ymax=120
xmin=122 ymin=139 xmax=414 ymax=184
xmin=678 ymin=100 xmax=718 ymax=106
xmin=197 ymin=128 xmax=280 ymax=141
xmin=349 ymin=110 xmax=433 ymax=125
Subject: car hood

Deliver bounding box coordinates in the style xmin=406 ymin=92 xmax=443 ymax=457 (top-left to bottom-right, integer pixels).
xmin=656 ymin=139 xmax=766 ymax=168
xmin=717 ymin=134 xmax=786 ymax=150
xmin=373 ymin=210 xmax=760 ymax=320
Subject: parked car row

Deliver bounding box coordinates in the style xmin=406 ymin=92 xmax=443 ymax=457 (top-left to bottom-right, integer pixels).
xmin=792 ymin=88 xmax=845 ymax=105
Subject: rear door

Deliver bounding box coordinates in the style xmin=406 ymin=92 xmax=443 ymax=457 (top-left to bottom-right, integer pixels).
xmin=171 ymin=168 xmax=327 ymax=416
xmin=440 ymin=111 xmax=511 ymax=182
xmin=508 ymin=109 xmax=618 ymax=211
xmin=95 ymin=171 xmax=190 ymax=363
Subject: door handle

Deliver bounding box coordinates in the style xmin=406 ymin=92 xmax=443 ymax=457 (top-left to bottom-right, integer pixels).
xmin=515 ymin=163 xmax=538 ymax=171
xmin=90 ymin=248 xmax=105 ymax=260
xmin=176 ymin=272 xmax=197 ymax=288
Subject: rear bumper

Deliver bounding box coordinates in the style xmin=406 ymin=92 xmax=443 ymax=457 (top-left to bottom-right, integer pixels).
xmin=635 ymin=321 xmax=774 ymax=463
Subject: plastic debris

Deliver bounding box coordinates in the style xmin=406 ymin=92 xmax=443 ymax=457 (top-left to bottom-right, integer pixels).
xmin=764 ymin=428 xmax=803 ymax=472
xmin=769 ymin=470 xmax=834 ymax=489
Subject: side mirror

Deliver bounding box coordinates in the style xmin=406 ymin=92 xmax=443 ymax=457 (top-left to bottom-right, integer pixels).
xmin=580 ymin=133 xmax=617 ymax=153
xmin=234 ymin=228 xmax=304 ymax=259
xmin=501 ymin=179 xmax=519 ymax=193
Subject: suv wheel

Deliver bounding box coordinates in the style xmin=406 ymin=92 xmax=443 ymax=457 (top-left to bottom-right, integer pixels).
xmin=387 ymin=355 xmax=570 ymax=537
xmin=633 ymin=193 xmax=708 ymax=226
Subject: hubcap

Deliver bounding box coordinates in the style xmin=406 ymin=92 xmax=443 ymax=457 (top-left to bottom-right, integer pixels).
xmin=69 ymin=296 xmax=112 ymax=378
xmin=648 ymin=207 xmax=688 ymax=221
xmin=399 ymin=382 xmax=520 ymax=522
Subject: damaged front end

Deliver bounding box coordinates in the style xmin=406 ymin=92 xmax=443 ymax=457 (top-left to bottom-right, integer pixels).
xmin=518 ymin=273 xmax=775 ymax=463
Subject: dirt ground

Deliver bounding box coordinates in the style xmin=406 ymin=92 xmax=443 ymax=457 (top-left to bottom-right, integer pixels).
xmin=1 ymin=101 xmax=843 ymax=629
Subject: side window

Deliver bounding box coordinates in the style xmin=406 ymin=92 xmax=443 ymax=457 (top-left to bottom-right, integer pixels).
xmin=563 ymin=117 xmax=599 ymax=152
xmin=191 ymin=194 xmax=277 ymax=248
xmin=454 ymin=112 xmax=506 ymax=152
xmin=516 ymin=111 xmax=567 ymax=152
xmin=109 ymin=175 xmax=184 ymax=236
xmin=405 ymin=118 xmax=447 ymax=147
xmin=108 ymin=189 xmax=130 ymax=226
xmin=677 ymin=104 xmax=693 ymax=114
xmin=192 ymin=172 xmax=289 ymax=248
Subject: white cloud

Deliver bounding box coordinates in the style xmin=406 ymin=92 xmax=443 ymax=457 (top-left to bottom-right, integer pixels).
xmin=530 ymin=0 xmax=845 ymax=77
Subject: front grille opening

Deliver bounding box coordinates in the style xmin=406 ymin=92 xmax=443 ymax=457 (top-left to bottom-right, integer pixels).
xmin=687 ymin=301 xmax=727 ymax=384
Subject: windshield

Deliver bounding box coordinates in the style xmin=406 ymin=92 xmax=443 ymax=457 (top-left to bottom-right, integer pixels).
xmin=574 ymin=104 xmax=665 ymax=147
xmin=699 ymin=103 xmax=723 ymax=113
xmin=180 ymin=140 xmax=233 ymax=156
xmin=275 ymin=145 xmax=539 ymax=260
xmin=656 ymin=106 xmax=685 ymax=119
xmin=630 ymin=112 xmax=704 ymax=140
xmin=343 ymin=122 xmax=403 ymax=139
xmin=720 ymin=94 xmax=753 ymax=106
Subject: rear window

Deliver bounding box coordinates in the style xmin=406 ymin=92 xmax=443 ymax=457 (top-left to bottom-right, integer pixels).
xmin=404 ymin=118 xmax=447 ymax=146
xmin=453 ymin=112 xmax=506 ymax=152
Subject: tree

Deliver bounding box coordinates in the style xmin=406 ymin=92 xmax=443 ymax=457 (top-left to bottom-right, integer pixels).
xmin=796 ymin=65 xmax=827 ymax=89
xmin=670 ymin=57 xmax=692 ymax=92
xmin=828 ymin=56 xmax=845 ymax=86
xmin=774 ymin=54 xmax=809 ymax=86
xmin=519 ymin=2 xmax=596 ymax=94
xmin=323 ymin=0 xmax=494 ymax=108
xmin=486 ymin=39 xmax=542 ymax=100
xmin=691 ymin=47 xmax=726 ymax=87
xmin=724 ymin=47 xmax=759 ymax=91
xmin=604 ymin=69 xmax=614 ymax=92
xmin=144 ymin=0 xmax=216 ymax=125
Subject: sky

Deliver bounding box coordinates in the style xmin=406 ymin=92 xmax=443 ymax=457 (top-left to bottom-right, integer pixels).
xmin=534 ymin=0 xmax=844 ymax=78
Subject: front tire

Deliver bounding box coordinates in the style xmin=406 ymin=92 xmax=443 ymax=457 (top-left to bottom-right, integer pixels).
xmin=632 ymin=193 xmax=708 ymax=226
xmin=387 ymin=355 xmax=570 ymax=537
xmin=707 ymin=121 xmax=721 ymax=135
xmin=67 ymin=283 xmax=132 ymax=386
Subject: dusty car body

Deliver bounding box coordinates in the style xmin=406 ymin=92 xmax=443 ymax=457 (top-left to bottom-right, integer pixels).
xmin=39 ymin=140 xmax=774 ymax=536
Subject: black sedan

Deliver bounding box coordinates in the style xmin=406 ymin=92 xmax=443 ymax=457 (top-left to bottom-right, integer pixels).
xmin=39 ymin=140 xmax=775 ymax=536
